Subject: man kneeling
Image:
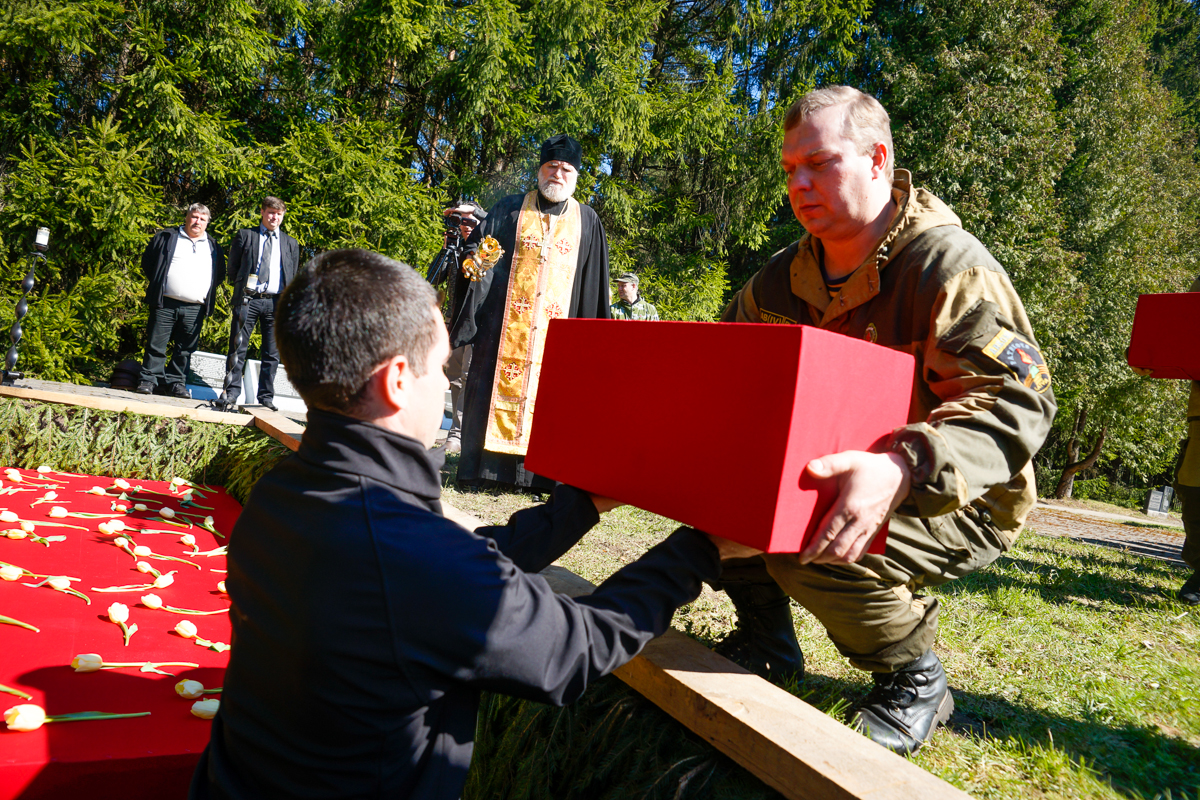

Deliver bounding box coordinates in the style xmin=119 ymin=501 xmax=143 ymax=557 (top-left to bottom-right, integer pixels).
xmin=190 ymin=249 xmax=735 ymax=800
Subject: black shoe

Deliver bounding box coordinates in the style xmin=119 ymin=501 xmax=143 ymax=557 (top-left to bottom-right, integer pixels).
xmin=851 ymin=649 xmax=954 ymax=756
xmin=260 ymin=399 xmax=278 ymax=412
xmin=135 ymin=380 xmax=155 ymax=395
xmin=166 ymin=383 xmax=190 ymax=399
xmin=712 ymin=579 xmax=805 ymax=685
xmin=1180 ymin=570 xmax=1200 ymax=605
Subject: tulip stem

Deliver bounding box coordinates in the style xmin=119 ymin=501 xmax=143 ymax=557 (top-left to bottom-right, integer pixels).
xmin=0 ymin=614 xmax=39 ymax=632
xmin=0 ymin=682 xmax=32 ymax=699
xmin=100 ymin=661 xmax=200 ymax=669
xmin=44 ymin=711 xmax=152 ymax=723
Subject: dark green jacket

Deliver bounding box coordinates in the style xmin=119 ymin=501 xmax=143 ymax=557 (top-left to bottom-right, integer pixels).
xmin=722 ymin=170 xmax=1056 ymax=540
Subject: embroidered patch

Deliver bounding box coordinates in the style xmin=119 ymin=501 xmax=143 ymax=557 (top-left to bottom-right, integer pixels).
xmin=511 ymin=296 xmax=533 ymax=315
xmin=521 ymin=234 xmax=540 ymax=250
xmin=759 ymin=309 xmax=797 ymax=325
xmin=501 ymin=362 xmax=524 ymax=382
xmin=545 ymin=301 xmax=564 ymax=319
xmin=864 ymin=323 xmax=878 ymax=343
xmin=555 ymin=238 xmax=573 ymax=255
xmin=981 ymin=329 xmax=1051 ymax=393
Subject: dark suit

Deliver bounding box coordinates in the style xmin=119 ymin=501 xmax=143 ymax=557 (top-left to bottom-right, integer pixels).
xmin=224 ymin=225 xmax=300 ymax=404
xmin=189 ymin=409 xmax=719 ymax=800
xmin=139 ymin=227 xmax=225 ymax=389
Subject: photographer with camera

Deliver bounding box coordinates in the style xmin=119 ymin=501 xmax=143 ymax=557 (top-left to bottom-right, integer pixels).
xmin=429 ymin=202 xmax=486 ymax=454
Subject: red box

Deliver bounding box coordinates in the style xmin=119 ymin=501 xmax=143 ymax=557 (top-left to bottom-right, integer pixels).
xmin=1127 ymin=292 xmax=1200 ymax=379
xmin=525 ymin=320 xmax=915 ymax=553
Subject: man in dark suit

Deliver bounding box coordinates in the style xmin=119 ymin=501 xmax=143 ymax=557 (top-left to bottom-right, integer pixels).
xmin=136 ymin=203 xmax=225 ymax=398
xmin=222 ymin=196 xmax=300 ymax=411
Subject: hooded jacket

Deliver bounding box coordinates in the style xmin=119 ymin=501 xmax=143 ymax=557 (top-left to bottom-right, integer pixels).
xmin=723 ymin=170 xmax=1056 ymax=539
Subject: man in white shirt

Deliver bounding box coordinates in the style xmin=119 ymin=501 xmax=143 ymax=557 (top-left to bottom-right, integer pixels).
xmin=137 ymin=204 xmax=225 ymax=398
xmin=222 ymin=196 xmax=300 ymax=411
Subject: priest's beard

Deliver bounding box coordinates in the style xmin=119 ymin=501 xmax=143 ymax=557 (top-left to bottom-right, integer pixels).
xmin=538 ymin=171 xmax=578 ymax=204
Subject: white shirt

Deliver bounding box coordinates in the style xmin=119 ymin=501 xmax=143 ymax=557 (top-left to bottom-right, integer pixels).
xmin=163 ymin=227 xmax=213 ymax=304
xmin=252 ymin=227 xmax=282 ymax=295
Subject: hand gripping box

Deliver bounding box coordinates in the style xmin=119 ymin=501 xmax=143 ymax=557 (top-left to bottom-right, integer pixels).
xmin=524 ymin=319 xmax=915 ymax=553
xmin=1127 ymin=292 xmax=1200 ymax=379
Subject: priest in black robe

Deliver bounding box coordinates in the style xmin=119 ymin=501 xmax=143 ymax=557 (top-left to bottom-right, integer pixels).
xmin=449 ymin=134 xmax=611 ymax=490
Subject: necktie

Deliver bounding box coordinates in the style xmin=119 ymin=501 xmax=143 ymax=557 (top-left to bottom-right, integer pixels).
xmin=258 ymin=232 xmax=273 ymax=289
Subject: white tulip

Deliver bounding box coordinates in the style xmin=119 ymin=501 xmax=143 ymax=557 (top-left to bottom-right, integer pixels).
xmin=175 ymin=680 xmax=205 ymax=700
xmin=48 ymin=506 xmax=68 ymax=518
xmin=71 ymin=653 xmax=104 ymax=673
xmin=114 ymin=478 xmax=131 ymax=490
xmin=5 ymin=530 xmax=27 ymax=539
xmin=133 ymin=545 xmax=152 ymax=557
xmin=171 ymin=477 xmax=186 ymax=486
xmin=141 ymin=594 xmax=163 ymax=610
xmin=109 ymin=519 xmax=125 ymax=532
xmin=174 ymin=620 xmax=198 ymax=638
xmin=216 ymin=581 xmax=227 ymax=593
xmin=42 ymin=491 xmax=57 ymax=500
xmin=180 ymin=533 xmax=196 ymax=546
xmin=152 ymin=573 xmax=174 ymax=589
xmin=136 ymin=561 xmax=155 ymax=574
xmin=36 ymin=466 xmax=52 ymax=474
xmin=107 ymin=603 xmax=129 ymax=624
xmin=87 ymin=486 xmax=106 ymax=496
xmin=113 ymin=536 xmax=129 ymax=548
xmin=160 ymin=507 xmax=176 ymax=519
xmin=47 ymin=576 xmax=72 ymax=591
xmin=0 ymin=510 xmax=17 ymax=523
xmin=4 ymin=469 xmax=21 ymax=483
xmin=0 ymin=565 xmax=22 ymax=581
xmin=20 ymin=521 xmax=34 ymax=533
xmin=134 ymin=503 xmax=148 ymax=511
xmin=97 ymin=522 xmax=114 ymax=535
xmin=4 ymin=704 xmax=45 ymax=731
xmin=190 ymin=699 xmax=219 ymax=719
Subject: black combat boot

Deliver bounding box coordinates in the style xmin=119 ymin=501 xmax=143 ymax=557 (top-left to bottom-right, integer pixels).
xmin=1180 ymin=570 xmax=1200 ymax=605
xmin=713 ymin=579 xmax=804 ymax=685
xmin=851 ymin=649 xmax=953 ymax=755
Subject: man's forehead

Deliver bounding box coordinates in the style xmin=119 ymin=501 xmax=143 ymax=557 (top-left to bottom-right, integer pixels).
xmin=782 ymin=106 xmax=854 ymax=156
xmin=542 ymin=160 xmax=577 ymax=172
xmin=187 ymin=211 xmax=209 ymax=220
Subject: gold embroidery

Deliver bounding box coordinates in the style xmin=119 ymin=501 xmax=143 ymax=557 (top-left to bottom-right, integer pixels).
xmin=485 ymin=192 xmax=582 ymax=455
xmin=759 ymin=309 xmax=797 ymax=325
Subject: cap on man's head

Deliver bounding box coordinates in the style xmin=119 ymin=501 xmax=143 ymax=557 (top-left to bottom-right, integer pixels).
xmin=615 ymin=273 xmax=639 ymax=285
xmin=540 ymin=134 xmax=583 ymax=170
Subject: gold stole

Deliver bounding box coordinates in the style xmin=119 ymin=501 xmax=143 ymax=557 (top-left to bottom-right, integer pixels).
xmin=484 ymin=191 xmax=582 ymax=455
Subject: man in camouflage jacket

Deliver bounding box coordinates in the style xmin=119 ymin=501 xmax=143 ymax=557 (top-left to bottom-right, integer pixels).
xmin=610 ymin=272 xmax=660 ymax=320
xmin=715 ymin=86 xmax=1056 ymax=756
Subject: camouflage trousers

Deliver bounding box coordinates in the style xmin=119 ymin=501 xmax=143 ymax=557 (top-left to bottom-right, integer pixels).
xmin=723 ymin=507 xmax=1011 ymax=673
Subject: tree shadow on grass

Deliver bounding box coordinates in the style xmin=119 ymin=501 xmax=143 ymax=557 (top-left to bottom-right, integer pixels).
xmin=791 ymin=670 xmax=1200 ymax=800
xmin=936 ymin=538 xmax=1190 ymax=613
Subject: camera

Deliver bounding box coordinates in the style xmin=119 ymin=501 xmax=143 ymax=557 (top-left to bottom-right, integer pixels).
xmin=428 ymin=203 xmax=484 ymax=286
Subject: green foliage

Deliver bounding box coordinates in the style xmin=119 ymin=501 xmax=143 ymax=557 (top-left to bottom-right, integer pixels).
xmin=0 ymin=398 xmax=289 ymax=504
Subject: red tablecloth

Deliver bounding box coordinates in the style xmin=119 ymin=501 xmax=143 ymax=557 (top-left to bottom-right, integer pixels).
xmin=0 ymin=468 xmax=238 ymax=800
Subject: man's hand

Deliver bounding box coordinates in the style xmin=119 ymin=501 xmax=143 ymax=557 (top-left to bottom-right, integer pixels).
xmin=798 ymin=450 xmax=911 ymax=565
xmin=588 ymin=494 xmax=624 ymax=514
xmin=707 ymin=534 xmax=763 ymax=561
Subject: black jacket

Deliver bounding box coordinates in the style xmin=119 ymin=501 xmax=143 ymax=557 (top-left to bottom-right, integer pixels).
xmin=191 ymin=409 xmax=719 ymax=800
xmin=140 ymin=228 xmax=225 ymax=314
xmin=226 ymin=226 xmax=300 ymax=302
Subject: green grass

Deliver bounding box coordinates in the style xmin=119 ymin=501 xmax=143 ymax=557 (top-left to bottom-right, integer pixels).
xmin=442 ymin=456 xmax=1200 ymax=800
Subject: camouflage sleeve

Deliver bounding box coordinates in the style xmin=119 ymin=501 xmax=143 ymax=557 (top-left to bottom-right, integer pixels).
xmin=889 ymin=266 xmax=1057 ymax=519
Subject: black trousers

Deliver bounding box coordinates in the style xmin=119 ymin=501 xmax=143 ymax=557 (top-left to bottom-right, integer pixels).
xmin=140 ymin=298 xmax=204 ymax=388
xmin=226 ymin=295 xmax=280 ymax=403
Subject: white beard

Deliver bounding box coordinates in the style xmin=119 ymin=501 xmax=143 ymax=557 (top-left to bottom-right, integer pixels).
xmin=538 ymin=172 xmax=577 ymax=204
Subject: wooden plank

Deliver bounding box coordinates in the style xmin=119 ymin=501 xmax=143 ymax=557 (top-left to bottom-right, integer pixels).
xmin=539 ymin=566 xmax=971 ymax=800
xmin=244 ymin=406 xmax=307 ymax=452
xmin=0 ymin=383 xmax=256 ymax=426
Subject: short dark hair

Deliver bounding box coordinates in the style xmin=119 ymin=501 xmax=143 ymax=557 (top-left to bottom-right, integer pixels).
xmin=276 ymin=249 xmax=440 ymax=413
xmin=262 ymin=196 xmax=286 ymax=212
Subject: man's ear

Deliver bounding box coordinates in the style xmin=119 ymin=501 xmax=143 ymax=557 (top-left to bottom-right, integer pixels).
xmin=376 ymin=355 xmax=411 ymax=414
xmin=871 ymin=141 xmax=890 ymax=178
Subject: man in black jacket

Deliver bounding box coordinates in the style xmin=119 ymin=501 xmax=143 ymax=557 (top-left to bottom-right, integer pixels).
xmin=190 ymin=248 xmax=746 ymax=800
xmin=136 ymin=203 xmax=225 ymax=397
xmin=222 ymin=196 xmax=300 ymax=411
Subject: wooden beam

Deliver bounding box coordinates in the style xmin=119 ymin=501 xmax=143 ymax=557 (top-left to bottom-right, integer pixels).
xmin=0 ymin=384 xmax=256 ymax=426
xmin=539 ymin=565 xmax=971 ymax=800
xmin=244 ymin=406 xmax=306 ymax=452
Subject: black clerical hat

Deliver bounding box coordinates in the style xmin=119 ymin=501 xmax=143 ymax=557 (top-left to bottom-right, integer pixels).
xmin=539 ymin=134 xmax=583 ymax=170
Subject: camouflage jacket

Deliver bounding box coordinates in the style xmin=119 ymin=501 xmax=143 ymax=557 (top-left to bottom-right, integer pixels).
xmin=611 ymin=296 xmax=660 ymax=321
xmin=722 ymin=170 xmax=1057 ymax=540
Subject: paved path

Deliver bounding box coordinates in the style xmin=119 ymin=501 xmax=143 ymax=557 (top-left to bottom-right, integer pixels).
xmin=1028 ymin=502 xmax=1187 ymax=566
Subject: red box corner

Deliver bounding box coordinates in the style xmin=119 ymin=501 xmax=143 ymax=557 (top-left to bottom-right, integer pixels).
xmin=1127 ymin=292 xmax=1200 ymax=380
xmin=525 ymin=320 xmax=915 ymax=553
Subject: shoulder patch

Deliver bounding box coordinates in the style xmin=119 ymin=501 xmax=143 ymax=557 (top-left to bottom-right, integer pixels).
xmin=982 ymin=329 xmax=1051 ymax=393
xmin=759 ymin=309 xmax=797 ymax=325
xmin=864 ymin=323 xmax=878 ymax=343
